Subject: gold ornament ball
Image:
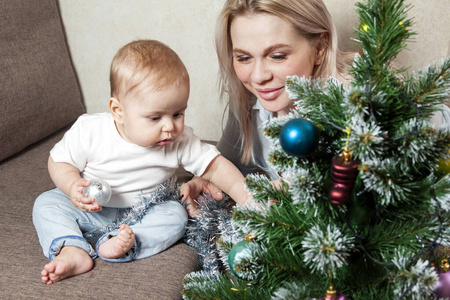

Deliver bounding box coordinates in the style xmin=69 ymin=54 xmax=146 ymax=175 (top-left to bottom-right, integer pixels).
xmin=437 ymin=158 xmax=450 ymax=176
xmin=440 ymin=258 xmax=450 ymax=273
xmin=360 ymin=23 xmax=370 ymax=32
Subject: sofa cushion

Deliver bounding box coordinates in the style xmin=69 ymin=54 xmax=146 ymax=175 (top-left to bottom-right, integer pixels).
xmin=0 ymin=0 xmax=85 ymax=162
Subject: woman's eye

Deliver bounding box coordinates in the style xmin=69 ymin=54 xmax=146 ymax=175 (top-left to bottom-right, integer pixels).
xmin=236 ymin=55 xmax=251 ymax=62
xmin=271 ymin=54 xmax=287 ymax=61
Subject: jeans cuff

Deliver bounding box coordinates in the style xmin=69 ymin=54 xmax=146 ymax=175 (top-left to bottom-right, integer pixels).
xmin=48 ymin=235 xmax=97 ymax=261
xmin=95 ymin=229 xmax=138 ymax=262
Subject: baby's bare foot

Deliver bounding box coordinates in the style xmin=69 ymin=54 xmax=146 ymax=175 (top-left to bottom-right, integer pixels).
xmin=98 ymin=224 xmax=135 ymax=259
xmin=41 ymin=246 xmax=93 ymax=284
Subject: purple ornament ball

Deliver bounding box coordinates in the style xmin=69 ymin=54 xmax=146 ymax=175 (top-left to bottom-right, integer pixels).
xmin=319 ymin=292 xmax=347 ymax=300
xmin=335 ymin=293 xmax=347 ymax=300
xmin=435 ymin=271 xmax=450 ymax=299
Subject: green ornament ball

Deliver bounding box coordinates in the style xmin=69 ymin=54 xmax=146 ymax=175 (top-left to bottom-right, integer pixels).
xmin=228 ymin=240 xmax=252 ymax=279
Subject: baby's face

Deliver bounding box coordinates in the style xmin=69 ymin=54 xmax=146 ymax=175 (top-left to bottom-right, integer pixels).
xmin=116 ymin=82 xmax=189 ymax=148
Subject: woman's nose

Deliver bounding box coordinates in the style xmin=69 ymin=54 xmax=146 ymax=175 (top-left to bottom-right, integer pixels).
xmin=251 ymin=60 xmax=272 ymax=84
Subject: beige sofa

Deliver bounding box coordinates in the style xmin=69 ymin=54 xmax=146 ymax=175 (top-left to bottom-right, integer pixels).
xmin=0 ymin=1 xmax=199 ymax=299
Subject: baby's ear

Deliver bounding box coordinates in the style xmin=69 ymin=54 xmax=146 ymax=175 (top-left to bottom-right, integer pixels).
xmin=109 ymin=97 xmax=124 ymax=123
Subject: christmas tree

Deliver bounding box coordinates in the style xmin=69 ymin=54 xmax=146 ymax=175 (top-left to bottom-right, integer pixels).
xmin=182 ymin=0 xmax=450 ymax=298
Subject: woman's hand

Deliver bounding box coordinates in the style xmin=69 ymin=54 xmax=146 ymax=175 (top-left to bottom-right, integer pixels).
xmin=180 ymin=177 xmax=224 ymax=217
xmin=69 ymin=178 xmax=102 ymax=213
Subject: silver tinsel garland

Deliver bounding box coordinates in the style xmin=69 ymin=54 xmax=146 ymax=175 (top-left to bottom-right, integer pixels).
xmin=183 ymin=193 xmax=237 ymax=277
xmin=84 ymin=177 xmax=182 ymax=244
xmin=82 ymin=176 xmax=238 ymax=276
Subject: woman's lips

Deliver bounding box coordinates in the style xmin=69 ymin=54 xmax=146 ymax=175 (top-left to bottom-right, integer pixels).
xmin=255 ymin=87 xmax=284 ymax=101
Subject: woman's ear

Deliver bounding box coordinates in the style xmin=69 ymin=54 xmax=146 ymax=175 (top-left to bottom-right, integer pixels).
xmin=314 ymin=32 xmax=328 ymax=65
xmin=109 ymin=97 xmax=124 ymax=123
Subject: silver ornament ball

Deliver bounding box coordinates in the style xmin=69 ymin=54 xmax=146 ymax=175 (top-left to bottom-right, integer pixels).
xmin=82 ymin=178 xmax=112 ymax=206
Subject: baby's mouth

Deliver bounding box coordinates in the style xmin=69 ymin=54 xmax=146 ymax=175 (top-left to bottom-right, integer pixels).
xmin=158 ymin=138 xmax=172 ymax=146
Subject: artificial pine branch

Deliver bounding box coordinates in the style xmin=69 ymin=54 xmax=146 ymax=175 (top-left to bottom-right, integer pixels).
xmin=360 ymin=217 xmax=438 ymax=259
xmin=285 ymin=76 xmax=348 ymax=132
xmin=351 ymin=0 xmax=416 ymax=131
xmin=231 ymin=203 xmax=310 ymax=244
xmin=244 ymin=174 xmax=291 ymax=202
xmin=433 ymin=174 xmax=450 ymax=213
xmin=404 ymin=57 xmax=450 ymax=116
xmin=182 ymin=271 xmax=270 ymax=300
xmin=354 ymin=0 xmax=414 ymax=69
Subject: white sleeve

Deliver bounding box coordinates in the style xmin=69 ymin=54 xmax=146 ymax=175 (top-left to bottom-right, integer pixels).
xmin=178 ymin=127 xmax=220 ymax=177
xmin=50 ymin=115 xmax=88 ymax=172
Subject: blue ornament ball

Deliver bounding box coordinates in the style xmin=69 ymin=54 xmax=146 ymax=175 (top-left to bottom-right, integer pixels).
xmin=279 ymin=118 xmax=319 ymax=157
xmin=228 ymin=240 xmax=252 ymax=279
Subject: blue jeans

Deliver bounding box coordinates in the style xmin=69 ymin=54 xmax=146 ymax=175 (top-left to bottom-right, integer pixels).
xmin=32 ymin=188 xmax=187 ymax=262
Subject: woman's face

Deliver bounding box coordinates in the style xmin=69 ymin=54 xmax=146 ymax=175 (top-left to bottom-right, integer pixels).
xmin=230 ymin=13 xmax=320 ymax=117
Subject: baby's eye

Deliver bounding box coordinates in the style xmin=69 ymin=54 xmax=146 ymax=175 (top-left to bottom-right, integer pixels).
xmin=173 ymin=113 xmax=184 ymax=118
xmin=148 ymin=116 xmax=160 ymax=121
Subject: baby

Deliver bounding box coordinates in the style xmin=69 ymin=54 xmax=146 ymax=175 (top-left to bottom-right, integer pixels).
xmin=33 ymin=40 xmax=251 ymax=284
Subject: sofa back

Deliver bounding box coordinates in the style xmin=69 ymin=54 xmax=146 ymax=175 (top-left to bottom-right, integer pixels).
xmin=0 ymin=0 xmax=85 ymax=162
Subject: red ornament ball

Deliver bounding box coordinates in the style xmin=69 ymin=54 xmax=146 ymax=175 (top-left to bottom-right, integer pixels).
xmin=329 ymin=154 xmax=359 ymax=205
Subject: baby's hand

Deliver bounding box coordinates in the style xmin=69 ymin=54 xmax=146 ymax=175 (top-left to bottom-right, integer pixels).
xmin=184 ymin=197 xmax=200 ymax=218
xmin=180 ymin=177 xmax=224 ymax=202
xmin=180 ymin=177 xmax=224 ymax=218
xmin=69 ymin=178 xmax=102 ymax=213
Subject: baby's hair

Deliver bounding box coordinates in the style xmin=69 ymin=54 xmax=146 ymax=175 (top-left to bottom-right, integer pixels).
xmin=110 ymin=40 xmax=189 ymax=99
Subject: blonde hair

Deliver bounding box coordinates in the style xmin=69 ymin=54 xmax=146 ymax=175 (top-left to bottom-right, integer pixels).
xmin=110 ymin=40 xmax=189 ymax=99
xmin=215 ymin=0 xmax=354 ymax=164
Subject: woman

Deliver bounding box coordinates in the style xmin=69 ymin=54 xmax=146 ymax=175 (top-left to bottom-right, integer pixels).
xmin=214 ymin=0 xmax=355 ymax=180
xmin=180 ymin=0 xmax=355 ymax=208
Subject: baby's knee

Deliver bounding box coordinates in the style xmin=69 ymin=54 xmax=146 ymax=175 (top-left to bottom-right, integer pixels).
xmin=33 ymin=189 xmax=69 ymax=218
xmin=33 ymin=191 xmax=53 ymax=216
xmin=140 ymin=201 xmax=188 ymax=236
xmin=164 ymin=201 xmax=188 ymax=226
xmin=159 ymin=201 xmax=188 ymax=230
xmin=162 ymin=201 xmax=188 ymax=242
